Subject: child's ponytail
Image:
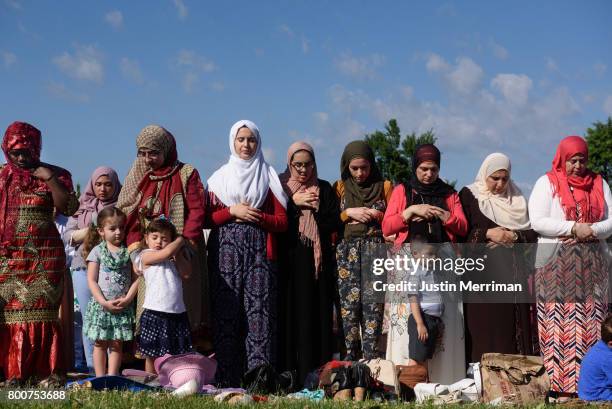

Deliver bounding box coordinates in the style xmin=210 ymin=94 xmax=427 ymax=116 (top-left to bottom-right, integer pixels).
xmin=81 ymin=224 xmax=101 ymax=260
xmin=81 ymin=206 xmax=127 ymax=259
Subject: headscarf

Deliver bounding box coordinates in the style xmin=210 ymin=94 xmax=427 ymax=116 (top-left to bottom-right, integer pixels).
xmin=279 ymin=141 xmax=322 ymax=276
xmin=467 ymin=153 xmax=530 ymax=230
xmin=405 ymin=144 xmax=455 ymax=242
xmin=117 ymin=125 xmax=190 ymax=243
xmin=340 ymin=141 xmax=384 ymax=208
xmin=546 ymin=135 xmax=604 ymax=223
xmin=117 ymin=125 xmax=180 ymax=218
xmin=207 ymin=120 xmax=287 ymax=209
xmin=0 ymin=121 xmax=43 ymax=242
xmin=1 ymin=121 xmax=41 ymax=189
xmin=75 ymin=166 xmax=121 ymax=228
xmin=340 ymin=140 xmax=385 ymax=239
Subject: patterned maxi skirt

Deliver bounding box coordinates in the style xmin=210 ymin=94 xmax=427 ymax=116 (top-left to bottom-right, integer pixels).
xmin=208 ymin=222 xmax=276 ymax=387
xmin=0 ymin=192 xmax=66 ymax=381
xmin=535 ymin=243 xmax=609 ymax=393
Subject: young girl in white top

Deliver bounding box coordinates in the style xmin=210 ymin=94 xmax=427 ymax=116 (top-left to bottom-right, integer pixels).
xmin=83 ymin=207 xmax=139 ymax=377
xmin=136 ymin=217 xmax=193 ymax=373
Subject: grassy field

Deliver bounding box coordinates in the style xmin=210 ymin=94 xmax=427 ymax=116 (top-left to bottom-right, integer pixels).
xmin=3 ymin=390 xmax=612 ymax=409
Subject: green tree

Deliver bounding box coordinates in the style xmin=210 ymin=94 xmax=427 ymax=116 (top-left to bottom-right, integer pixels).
xmin=364 ymin=119 xmax=436 ymax=184
xmin=585 ymin=117 xmax=612 ymax=186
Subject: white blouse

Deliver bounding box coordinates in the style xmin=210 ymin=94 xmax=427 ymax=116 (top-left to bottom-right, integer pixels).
xmin=528 ymin=175 xmax=612 ymax=266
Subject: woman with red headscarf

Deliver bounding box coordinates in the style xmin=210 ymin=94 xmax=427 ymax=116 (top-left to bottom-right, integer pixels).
xmin=0 ymin=121 xmax=78 ymax=383
xmin=529 ymin=135 xmax=612 ymax=397
xmin=117 ymin=125 xmax=206 ymax=372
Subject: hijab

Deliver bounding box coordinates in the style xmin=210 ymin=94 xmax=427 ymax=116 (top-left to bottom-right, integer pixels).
xmin=405 ymin=144 xmax=455 ymax=242
xmin=207 ymin=120 xmax=287 ymax=209
xmin=546 ymin=135 xmax=604 ymax=223
xmin=467 ymin=153 xmax=530 ymax=230
xmin=117 ymin=125 xmax=180 ymax=218
xmin=75 ymin=166 xmax=121 ymax=228
xmin=279 ymin=141 xmax=322 ymax=276
xmin=339 ymin=141 xmax=385 ymax=239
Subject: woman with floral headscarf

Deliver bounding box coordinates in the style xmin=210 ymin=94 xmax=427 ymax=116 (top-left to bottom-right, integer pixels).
xmin=117 ymin=125 xmax=206 ymax=371
xmin=0 ymin=121 xmax=78 ymax=383
xmin=277 ymin=141 xmax=340 ymax=385
xmin=64 ymin=166 xmax=121 ymax=373
xmin=206 ymin=120 xmax=288 ymax=386
xmin=529 ymin=136 xmax=611 ymax=396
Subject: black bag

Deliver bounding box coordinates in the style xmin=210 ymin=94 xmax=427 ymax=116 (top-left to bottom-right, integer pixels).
xmin=241 ymin=364 xmax=298 ymax=395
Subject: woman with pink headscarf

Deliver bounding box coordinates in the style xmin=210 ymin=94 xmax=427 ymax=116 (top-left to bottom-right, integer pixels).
xmin=277 ymin=141 xmax=340 ymax=385
xmin=64 ymin=166 xmax=121 ymax=373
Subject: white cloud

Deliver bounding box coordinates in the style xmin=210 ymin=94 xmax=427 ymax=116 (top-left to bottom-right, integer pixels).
xmin=2 ymin=51 xmax=17 ymax=68
xmin=262 ymin=147 xmax=275 ymax=163
xmin=104 ymin=10 xmax=123 ymax=29
xmin=582 ymin=94 xmax=596 ymax=104
xmin=210 ymin=81 xmax=225 ymax=92
xmin=426 ymin=53 xmax=450 ymax=72
xmin=176 ymin=49 xmax=216 ymax=72
xmin=46 ymin=81 xmax=90 ymax=103
xmin=491 ymin=74 xmax=533 ymax=105
xmin=436 ymin=2 xmax=457 ymax=17
xmin=279 ymin=24 xmax=294 ymax=38
xmin=545 ymin=57 xmax=559 ymax=72
xmin=173 ymin=0 xmax=188 ymax=20
xmin=490 ymin=40 xmax=509 ymax=60
xmin=53 ymin=45 xmax=104 ymax=83
xmin=301 ymin=36 xmax=310 ymax=54
xmin=603 ymin=95 xmax=612 ymax=116
xmin=4 ymin=0 xmax=21 ymax=10
xmin=323 ymin=62 xmax=582 ymax=170
xmin=334 ymin=52 xmax=385 ymax=80
xmin=175 ymin=50 xmax=217 ymax=94
xmin=447 ymin=57 xmax=483 ymax=94
xmin=594 ymin=63 xmax=607 ymax=76
xmin=120 ymin=57 xmax=144 ymax=85
xmin=182 ymin=72 xmax=198 ymax=93
xmin=313 ymin=112 xmax=329 ymax=124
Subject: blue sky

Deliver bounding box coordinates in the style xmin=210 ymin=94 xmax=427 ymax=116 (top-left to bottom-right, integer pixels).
xmin=1 ymin=1 xmax=611 ymax=194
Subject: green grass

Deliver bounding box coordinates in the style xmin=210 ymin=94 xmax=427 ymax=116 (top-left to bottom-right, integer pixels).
xmin=3 ymin=390 xmax=612 ymax=409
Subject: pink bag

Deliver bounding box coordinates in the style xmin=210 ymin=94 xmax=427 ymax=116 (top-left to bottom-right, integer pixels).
xmin=154 ymin=352 xmax=217 ymax=389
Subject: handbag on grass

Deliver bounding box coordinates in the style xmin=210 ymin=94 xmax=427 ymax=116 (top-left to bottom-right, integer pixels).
xmin=360 ymin=358 xmax=400 ymax=394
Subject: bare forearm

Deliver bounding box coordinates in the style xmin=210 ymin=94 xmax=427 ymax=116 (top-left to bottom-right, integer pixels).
xmin=124 ymin=277 xmax=140 ymax=303
xmin=409 ymin=298 xmax=424 ymax=325
xmin=46 ymin=176 xmax=70 ymax=213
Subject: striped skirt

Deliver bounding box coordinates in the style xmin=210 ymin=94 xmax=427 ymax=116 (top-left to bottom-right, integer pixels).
xmin=535 ymin=243 xmax=609 ymax=393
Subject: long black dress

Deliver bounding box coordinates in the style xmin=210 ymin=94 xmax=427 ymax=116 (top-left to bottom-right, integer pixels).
xmin=277 ymin=179 xmax=340 ymax=385
xmin=459 ymin=187 xmax=539 ymax=363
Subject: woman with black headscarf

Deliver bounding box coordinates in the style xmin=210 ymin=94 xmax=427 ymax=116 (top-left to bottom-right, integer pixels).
xmin=382 ymin=144 xmax=468 ymax=384
xmin=334 ymin=141 xmax=393 ymax=360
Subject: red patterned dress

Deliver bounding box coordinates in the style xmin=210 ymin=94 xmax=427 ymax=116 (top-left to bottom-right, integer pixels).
xmin=0 ymin=123 xmax=77 ymax=381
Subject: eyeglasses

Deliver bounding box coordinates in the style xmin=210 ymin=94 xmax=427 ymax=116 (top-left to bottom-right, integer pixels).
xmin=291 ymin=161 xmax=314 ymax=171
xmin=137 ymin=150 xmax=161 ymax=159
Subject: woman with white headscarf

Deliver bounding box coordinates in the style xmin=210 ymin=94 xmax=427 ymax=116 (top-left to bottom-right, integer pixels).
xmin=206 ymin=120 xmax=288 ymax=387
xmin=459 ymin=153 xmax=538 ymax=363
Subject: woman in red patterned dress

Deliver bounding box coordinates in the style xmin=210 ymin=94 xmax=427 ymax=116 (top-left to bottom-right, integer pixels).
xmin=0 ymin=121 xmax=78 ymax=383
